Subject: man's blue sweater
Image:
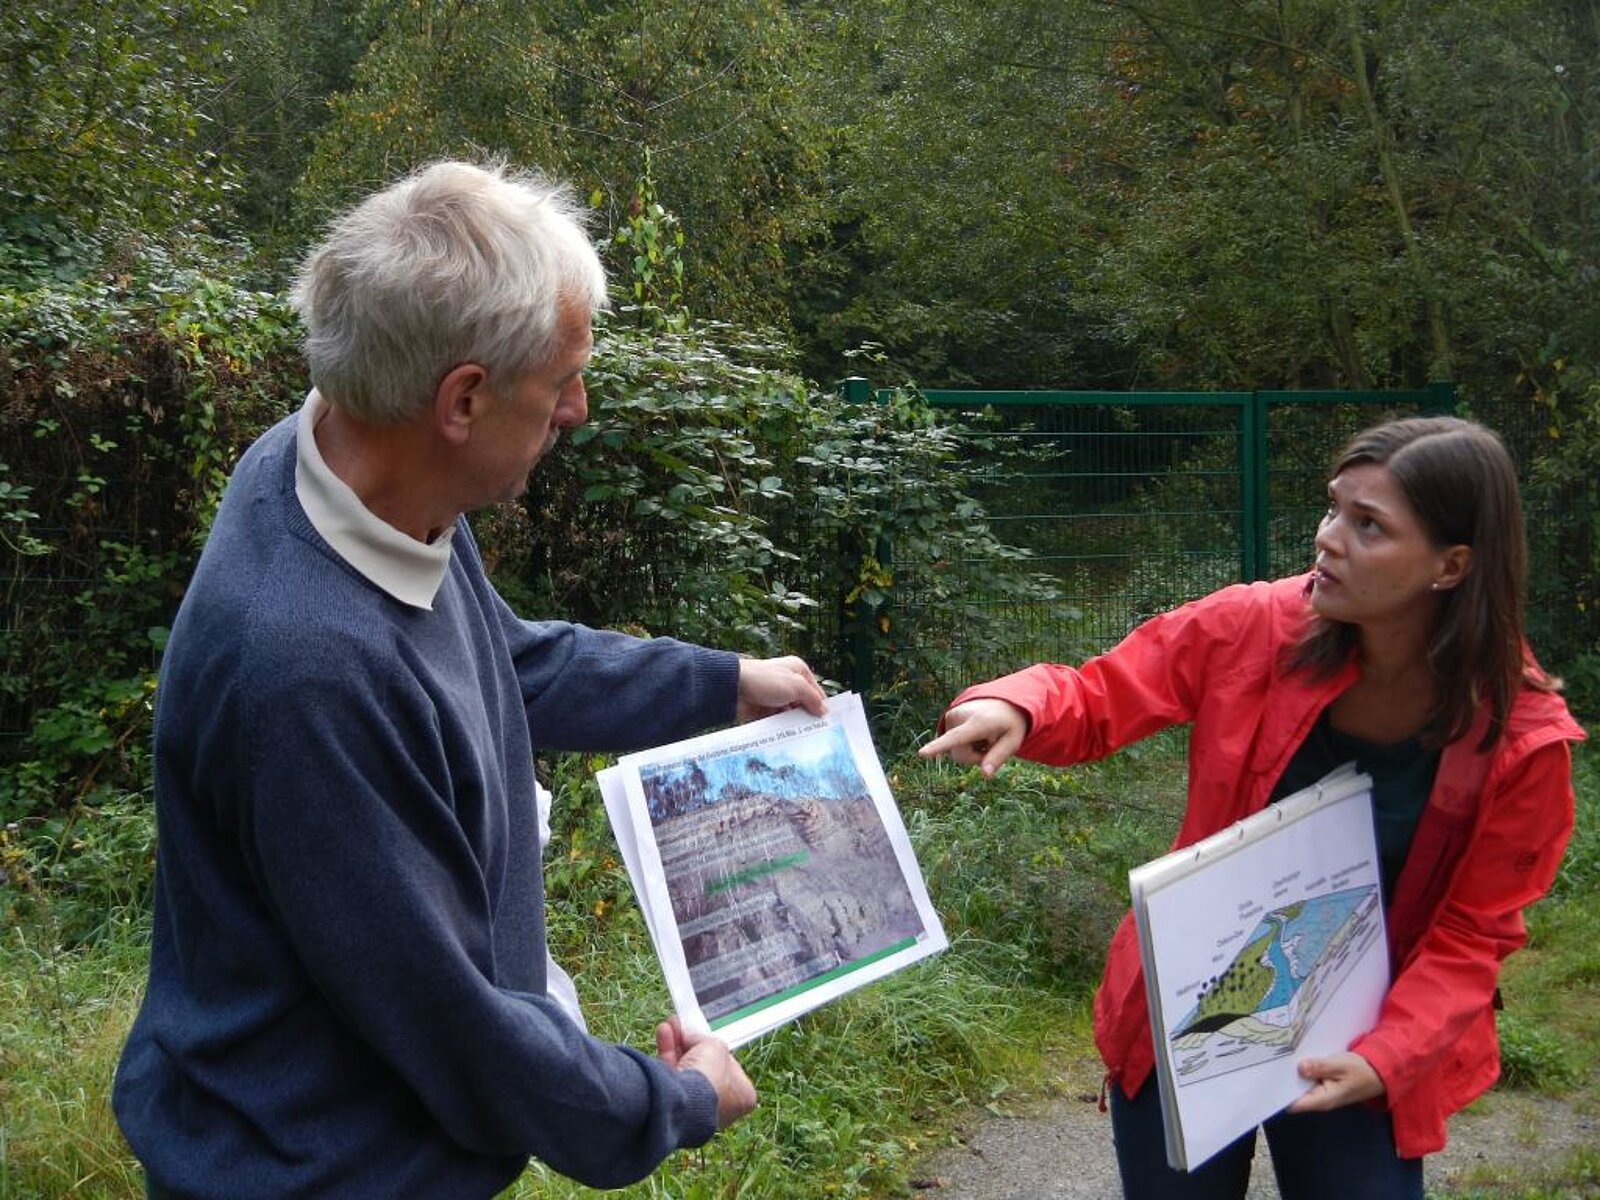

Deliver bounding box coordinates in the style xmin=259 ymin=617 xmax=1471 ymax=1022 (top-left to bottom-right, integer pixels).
xmin=113 ymin=414 xmax=740 ymax=1197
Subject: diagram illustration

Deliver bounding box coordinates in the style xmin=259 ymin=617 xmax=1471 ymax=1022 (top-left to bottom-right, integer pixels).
xmin=1169 ymin=886 xmax=1383 ymax=1086
xmin=599 ymin=693 xmax=947 ymax=1047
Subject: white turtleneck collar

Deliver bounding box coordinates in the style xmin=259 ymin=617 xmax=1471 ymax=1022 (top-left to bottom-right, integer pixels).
xmin=293 ymin=390 xmax=454 ymax=610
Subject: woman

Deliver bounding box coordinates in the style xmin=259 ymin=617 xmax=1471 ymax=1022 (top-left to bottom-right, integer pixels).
xmin=920 ymin=416 xmax=1584 ymax=1200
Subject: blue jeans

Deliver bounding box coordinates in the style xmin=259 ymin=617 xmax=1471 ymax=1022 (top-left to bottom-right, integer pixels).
xmin=1109 ymin=1077 xmax=1424 ymax=1200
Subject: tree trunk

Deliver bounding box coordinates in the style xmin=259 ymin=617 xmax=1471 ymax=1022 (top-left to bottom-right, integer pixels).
xmin=1346 ymin=6 xmax=1453 ymax=381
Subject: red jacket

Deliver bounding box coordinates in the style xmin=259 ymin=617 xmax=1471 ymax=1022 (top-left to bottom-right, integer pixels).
xmin=953 ymin=575 xmax=1584 ymax=1157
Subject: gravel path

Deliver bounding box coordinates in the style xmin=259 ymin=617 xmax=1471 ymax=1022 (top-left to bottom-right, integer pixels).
xmin=911 ymin=1059 xmax=1598 ymax=1199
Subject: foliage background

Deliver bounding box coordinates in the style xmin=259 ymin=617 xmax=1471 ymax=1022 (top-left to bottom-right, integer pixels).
xmin=2 ymin=1 xmax=1599 ymax=1195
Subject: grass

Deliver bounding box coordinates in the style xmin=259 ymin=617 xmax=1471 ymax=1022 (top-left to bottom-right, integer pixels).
xmin=0 ymin=911 xmax=148 ymax=1199
xmin=1492 ymin=736 xmax=1600 ymax=1097
xmin=1421 ymin=884 xmax=1600 ymax=1200
xmin=501 ymin=733 xmax=1193 ymax=1199
xmin=0 ymin=727 xmax=1593 ymax=1200
xmin=1429 ymin=1144 xmax=1600 ymax=1200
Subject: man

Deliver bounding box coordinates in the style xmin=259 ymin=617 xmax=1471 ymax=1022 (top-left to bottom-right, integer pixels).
xmin=113 ymin=160 xmax=826 ymax=1198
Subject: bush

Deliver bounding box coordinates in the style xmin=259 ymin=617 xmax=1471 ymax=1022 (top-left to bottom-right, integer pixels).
xmin=499 ymin=318 xmax=1062 ymax=753
xmin=894 ymin=733 xmax=1189 ymax=991
xmin=1550 ymin=737 xmax=1598 ymax=902
xmin=2 ymin=267 xmax=1055 ymax=922
xmin=1 ymin=262 xmax=300 ymax=936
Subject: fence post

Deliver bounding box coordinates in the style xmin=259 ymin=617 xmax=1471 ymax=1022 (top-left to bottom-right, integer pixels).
xmin=837 ymin=376 xmax=878 ymax=699
xmin=1240 ymin=392 xmax=1269 ymax=581
xmin=1424 ymin=380 xmax=1457 ymax=415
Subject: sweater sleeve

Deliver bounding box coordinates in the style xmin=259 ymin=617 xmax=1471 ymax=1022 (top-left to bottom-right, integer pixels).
xmin=460 ymin=518 xmax=742 ymax=753
xmin=506 ymin=617 xmax=740 ymax=752
xmin=232 ymin=634 xmax=719 ymax=1188
xmin=1350 ymin=738 xmax=1576 ymax=1104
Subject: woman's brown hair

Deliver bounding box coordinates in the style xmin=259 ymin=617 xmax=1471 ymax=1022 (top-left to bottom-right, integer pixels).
xmin=1286 ymin=416 xmax=1554 ymax=750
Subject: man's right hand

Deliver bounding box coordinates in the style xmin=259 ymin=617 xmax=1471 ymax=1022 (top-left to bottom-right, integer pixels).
xmin=655 ymin=1017 xmax=757 ymax=1129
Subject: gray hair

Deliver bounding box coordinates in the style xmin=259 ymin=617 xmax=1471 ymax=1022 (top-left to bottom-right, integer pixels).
xmin=290 ymin=160 xmax=608 ymax=424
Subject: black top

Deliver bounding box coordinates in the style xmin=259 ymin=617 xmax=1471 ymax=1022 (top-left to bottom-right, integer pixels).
xmin=1270 ymin=708 xmax=1441 ymax=902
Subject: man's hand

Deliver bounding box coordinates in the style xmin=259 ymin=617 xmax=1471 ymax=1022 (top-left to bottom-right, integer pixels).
xmin=1286 ymin=1051 xmax=1385 ymax=1113
xmin=917 ymin=698 xmax=1029 ymax=776
xmin=735 ymin=656 xmax=827 ymax=723
xmin=655 ymin=1017 xmax=757 ymax=1129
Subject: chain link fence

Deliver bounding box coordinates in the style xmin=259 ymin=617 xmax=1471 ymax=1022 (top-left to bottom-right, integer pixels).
xmin=867 ymin=385 xmax=1596 ymax=712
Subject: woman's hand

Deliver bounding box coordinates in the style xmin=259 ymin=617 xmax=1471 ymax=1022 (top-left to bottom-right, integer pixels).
xmin=1286 ymin=1051 xmax=1385 ymax=1113
xmin=917 ymin=698 xmax=1030 ymax=776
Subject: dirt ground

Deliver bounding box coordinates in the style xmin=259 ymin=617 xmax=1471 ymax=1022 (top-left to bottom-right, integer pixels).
xmin=911 ymin=1056 xmax=1598 ymax=1199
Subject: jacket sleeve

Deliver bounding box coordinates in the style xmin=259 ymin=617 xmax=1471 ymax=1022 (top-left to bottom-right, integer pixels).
xmin=1350 ymin=738 xmax=1576 ymax=1103
xmin=952 ymin=582 xmax=1267 ymax=766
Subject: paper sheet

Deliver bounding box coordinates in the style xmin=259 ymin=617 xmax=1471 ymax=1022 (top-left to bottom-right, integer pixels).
xmin=1130 ymin=765 xmax=1389 ymax=1171
xmin=599 ymin=692 xmax=947 ymax=1047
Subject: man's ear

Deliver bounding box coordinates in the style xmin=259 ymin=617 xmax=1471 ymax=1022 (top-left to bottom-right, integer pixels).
xmin=434 ymin=362 xmax=490 ymax=446
xmin=1434 ymin=544 xmax=1473 ymax=591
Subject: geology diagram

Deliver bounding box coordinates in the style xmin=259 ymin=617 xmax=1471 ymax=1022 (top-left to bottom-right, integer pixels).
xmin=1169 ymin=886 xmax=1382 ymax=1085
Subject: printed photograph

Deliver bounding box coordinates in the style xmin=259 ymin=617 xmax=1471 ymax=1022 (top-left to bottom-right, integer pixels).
xmin=639 ymin=724 xmax=927 ymax=1021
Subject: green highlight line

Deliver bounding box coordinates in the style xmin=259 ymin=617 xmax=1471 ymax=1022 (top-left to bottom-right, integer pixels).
xmin=709 ymin=935 xmax=920 ymax=1030
xmin=705 ymin=852 xmax=809 ymax=896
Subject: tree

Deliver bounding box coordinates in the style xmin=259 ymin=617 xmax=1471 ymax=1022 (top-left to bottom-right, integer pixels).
xmin=797 ymin=1 xmax=1106 ymax=387
xmin=194 ymin=0 xmax=369 ymax=249
xmin=799 ymin=0 xmax=1600 ymax=398
xmin=1074 ymin=0 xmax=1591 ymax=391
xmin=291 ymin=0 xmax=836 ymax=329
xmin=0 ymin=0 xmax=242 ymax=280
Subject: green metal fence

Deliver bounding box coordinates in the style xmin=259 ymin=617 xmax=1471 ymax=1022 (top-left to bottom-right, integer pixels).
xmin=841 ymin=379 xmax=1595 ymax=701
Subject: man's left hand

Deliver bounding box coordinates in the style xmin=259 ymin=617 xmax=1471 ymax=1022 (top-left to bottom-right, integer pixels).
xmin=736 ymin=656 xmax=826 ymax=723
